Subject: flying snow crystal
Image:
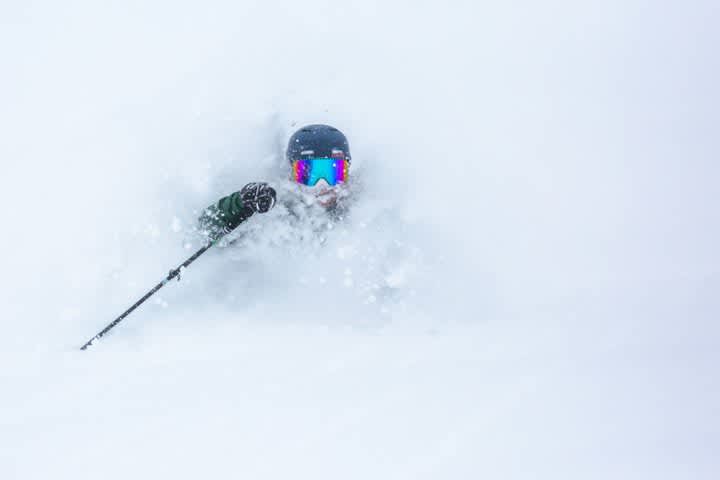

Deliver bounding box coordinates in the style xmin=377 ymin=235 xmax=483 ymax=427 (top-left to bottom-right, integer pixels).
xmin=146 ymin=224 xmax=161 ymax=238
xmin=385 ymin=268 xmax=406 ymax=288
xmin=153 ymin=297 xmax=169 ymax=308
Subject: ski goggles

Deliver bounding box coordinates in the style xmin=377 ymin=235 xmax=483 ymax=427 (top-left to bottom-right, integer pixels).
xmin=291 ymin=157 xmax=349 ymax=186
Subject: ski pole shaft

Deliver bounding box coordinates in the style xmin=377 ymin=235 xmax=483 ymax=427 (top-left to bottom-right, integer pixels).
xmin=80 ymin=243 xmax=213 ymax=350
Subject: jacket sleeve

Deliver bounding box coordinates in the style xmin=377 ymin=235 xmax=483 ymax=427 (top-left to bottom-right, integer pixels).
xmin=198 ymin=191 xmax=255 ymax=240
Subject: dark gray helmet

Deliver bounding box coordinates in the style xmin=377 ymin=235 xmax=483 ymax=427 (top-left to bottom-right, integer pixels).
xmin=286 ymin=124 xmax=351 ymax=163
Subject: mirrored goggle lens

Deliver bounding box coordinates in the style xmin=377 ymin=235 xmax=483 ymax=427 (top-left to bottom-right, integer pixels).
xmin=292 ymin=158 xmax=349 ymax=186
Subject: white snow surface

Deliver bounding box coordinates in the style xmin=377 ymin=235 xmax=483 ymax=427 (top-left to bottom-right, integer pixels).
xmin=1 ymin=1 xmax=719 ymax=479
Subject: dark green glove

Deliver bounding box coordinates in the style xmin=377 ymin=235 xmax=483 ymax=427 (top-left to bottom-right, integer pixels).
xmin=198 ymin=182 xmax=276 ymax=241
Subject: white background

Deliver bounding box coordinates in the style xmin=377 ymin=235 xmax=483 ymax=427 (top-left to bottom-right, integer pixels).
xmin=1 ymin=1 xmax=718 ymax=478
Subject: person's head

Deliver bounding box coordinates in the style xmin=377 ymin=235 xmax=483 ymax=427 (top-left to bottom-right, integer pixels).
xmin=286 ymin=124 xmax=351 ymax=207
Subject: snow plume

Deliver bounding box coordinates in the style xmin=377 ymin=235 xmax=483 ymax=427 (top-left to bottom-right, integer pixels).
xmin=1 ymin=1 xmax=718 ymax=479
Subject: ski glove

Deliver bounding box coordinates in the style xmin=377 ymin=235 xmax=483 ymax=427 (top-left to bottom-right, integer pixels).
xmin=198 ymin=182 xmax=277 ymax=241
xmin=240 ymin=182 xmax=277 ymax=213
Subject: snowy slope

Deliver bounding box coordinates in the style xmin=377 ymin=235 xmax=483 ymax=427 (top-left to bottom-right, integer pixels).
xmin=1 ymin=1 xmax=719 ymax=479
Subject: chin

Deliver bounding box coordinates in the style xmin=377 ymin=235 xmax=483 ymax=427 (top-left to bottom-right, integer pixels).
xmin=314 ymin=188 xmax=340 ymax=208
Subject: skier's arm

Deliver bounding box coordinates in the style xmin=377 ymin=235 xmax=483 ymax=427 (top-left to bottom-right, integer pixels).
xmin=198 ymin=182 xmax=276 ymax=240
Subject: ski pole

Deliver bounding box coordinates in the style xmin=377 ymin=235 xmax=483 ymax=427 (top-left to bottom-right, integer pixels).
xmin=80 ymin=242 xmax=214 ymax=350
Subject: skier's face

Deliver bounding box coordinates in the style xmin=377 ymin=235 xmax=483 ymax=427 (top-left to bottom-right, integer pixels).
xmin=289 ymin=156 xmax=350 ymax=208
xmin=292 ymin=177 xmax=348 ymax=209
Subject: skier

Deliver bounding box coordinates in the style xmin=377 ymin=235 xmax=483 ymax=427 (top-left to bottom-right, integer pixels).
xmin=198 ymin=124 xmax=352 ymax=242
